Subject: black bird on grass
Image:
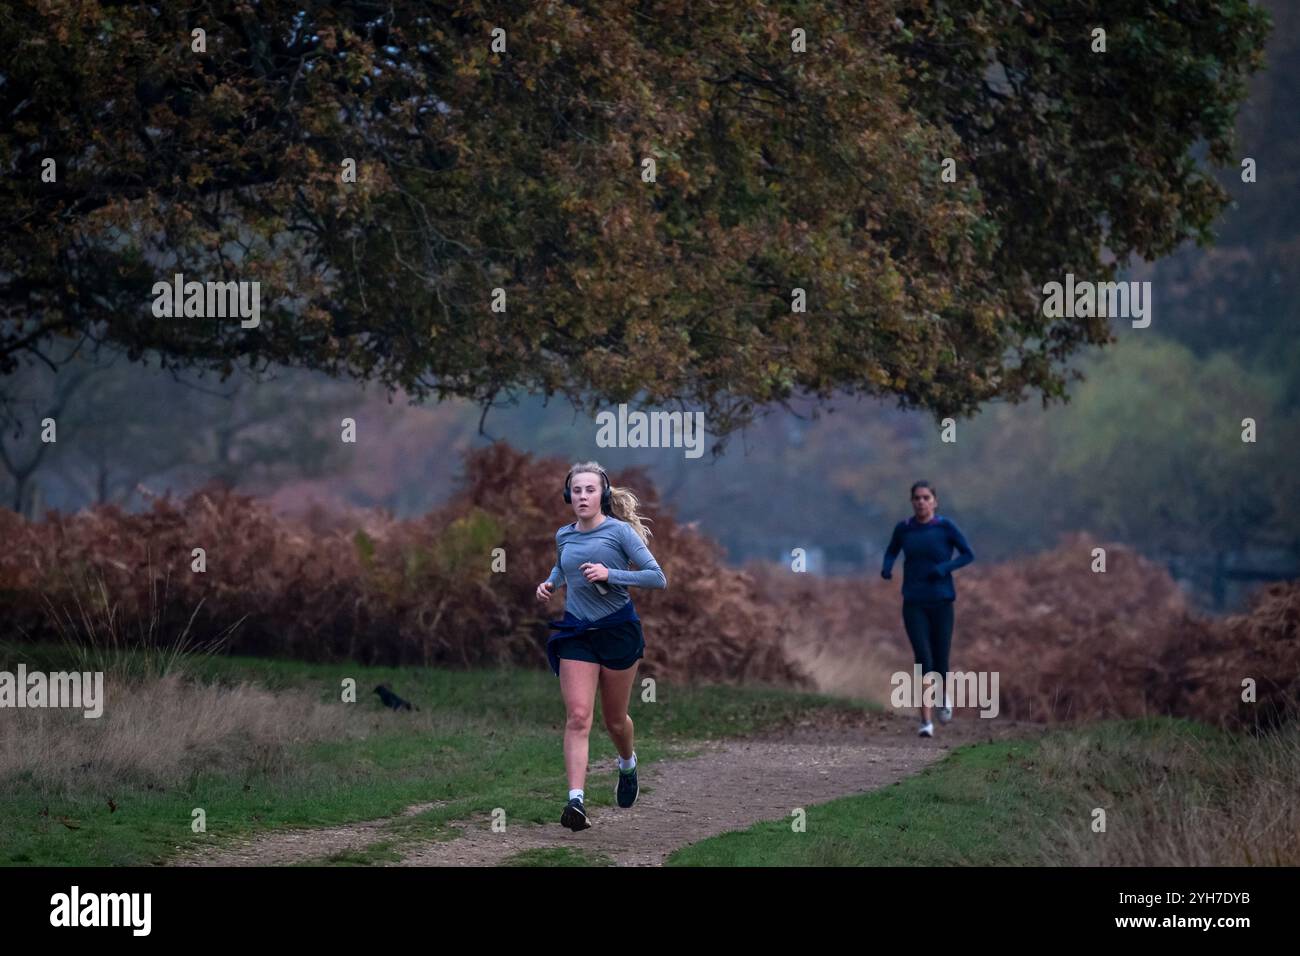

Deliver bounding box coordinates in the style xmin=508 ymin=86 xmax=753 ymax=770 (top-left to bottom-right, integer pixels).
xmin=374 ymin=684 xmax=418 ymax=712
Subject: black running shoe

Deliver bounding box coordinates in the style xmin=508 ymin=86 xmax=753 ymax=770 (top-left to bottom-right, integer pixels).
xmin=616 ymin=765 xmax=638 ymax=808
xmin=560 ymin=796 xmax=590 ymax=831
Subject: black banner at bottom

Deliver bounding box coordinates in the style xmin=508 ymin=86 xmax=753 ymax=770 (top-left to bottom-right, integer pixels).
xmin=1 ymin=865 xmax=1287 ymax=942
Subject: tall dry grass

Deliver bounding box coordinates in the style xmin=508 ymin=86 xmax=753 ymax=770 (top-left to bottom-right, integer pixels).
xmin=32 ymin=559 xmax=241 ymax=681
xmin=0 ymin=672 xmax=365 ymax=797
xmin=1036 ymin=716 xmax=1300 ymax=866
xmin=0 ymin=563 xmax=365 ymax=797
xmin=783 ymin=638 xmax=900 ymax=707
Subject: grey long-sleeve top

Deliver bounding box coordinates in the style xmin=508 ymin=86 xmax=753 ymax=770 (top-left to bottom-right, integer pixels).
xmin=546 ymin=515 xmax=667 ymax=620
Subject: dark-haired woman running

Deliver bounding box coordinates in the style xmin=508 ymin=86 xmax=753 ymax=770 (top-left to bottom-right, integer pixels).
xmin=881 ymin=480 xmax=975 ymax=737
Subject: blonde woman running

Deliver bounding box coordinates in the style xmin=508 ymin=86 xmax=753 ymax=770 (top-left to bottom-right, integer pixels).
xmin=535 ymin=461 xmax=667 ymax=831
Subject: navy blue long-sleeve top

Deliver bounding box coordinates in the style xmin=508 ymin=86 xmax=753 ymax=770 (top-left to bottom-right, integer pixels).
xmin=880 ymin=514 xmax=975 ymax=602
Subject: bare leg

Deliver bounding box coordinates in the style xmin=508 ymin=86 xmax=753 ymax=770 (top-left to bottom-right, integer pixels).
xmin=599 ymin=661 xmax=640 ymax=759
xmin=560 ymin=659 xmax=601 ymax=792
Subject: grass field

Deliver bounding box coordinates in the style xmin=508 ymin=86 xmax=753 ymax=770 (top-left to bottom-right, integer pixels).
xmin=667 ymin=717 xmax=1300 ymax=866
xmin=2 ymin=646 xmax=1294 ymax=866
xmin=0 ymin=645 xmax=871 ymax=866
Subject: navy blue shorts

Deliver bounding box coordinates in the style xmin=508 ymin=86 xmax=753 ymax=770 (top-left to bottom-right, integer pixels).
xmin=553 ymin=619 xmax=645 ymax=670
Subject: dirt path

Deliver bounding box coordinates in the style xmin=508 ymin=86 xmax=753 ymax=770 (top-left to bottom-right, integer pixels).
xmin=172 ymin=712 xmax=1042 ymax=867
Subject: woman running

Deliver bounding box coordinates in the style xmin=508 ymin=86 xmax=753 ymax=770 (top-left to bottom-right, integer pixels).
xmin=880 ymin=480 xmax=975 ymax=737
xmin=535 ymin=460 xmax=667 ymax=831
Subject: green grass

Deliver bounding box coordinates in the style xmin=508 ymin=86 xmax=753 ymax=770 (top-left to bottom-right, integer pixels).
xmin=0 ymin=645 xmax=876 ymax=867
xmin=306 ymin=845 xmax=407 ymax=867
xmin=667 ymin=737 xmax=1056 ymax=866
xmin=501 ymin=847 xmax=615 ymax=867
xmin=666 ymin=717 xmax=1280 ymax=866
xmin=14 ymin=646 xmax=1279 ymax=868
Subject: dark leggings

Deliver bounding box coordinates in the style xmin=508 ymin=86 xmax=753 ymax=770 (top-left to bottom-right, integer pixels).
xmin=902 ymin=600 xmax=954 ymax=682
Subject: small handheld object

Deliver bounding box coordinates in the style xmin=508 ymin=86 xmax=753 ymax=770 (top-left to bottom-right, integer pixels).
xmin=557 ymin=542 xmax=608 ymax=594
xmin=583 ymin=562 xmax=610 ymax=595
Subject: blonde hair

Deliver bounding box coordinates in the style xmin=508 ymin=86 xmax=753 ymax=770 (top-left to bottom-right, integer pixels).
xmin=566 ymin=460 xmax=654 ymax=544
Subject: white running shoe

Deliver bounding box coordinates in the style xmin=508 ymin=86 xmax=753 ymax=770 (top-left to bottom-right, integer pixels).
xmin=918 ymin=721 xmax=934 ymax=737
xmin=938 ymin=704 xmax=953 ymax=724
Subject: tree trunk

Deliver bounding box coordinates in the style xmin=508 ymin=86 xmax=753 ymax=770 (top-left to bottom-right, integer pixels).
xmin=1213 ymin=550 xmax=1227 ymax=611
xmin=97 ymin=462 xmax=110 ymax=504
